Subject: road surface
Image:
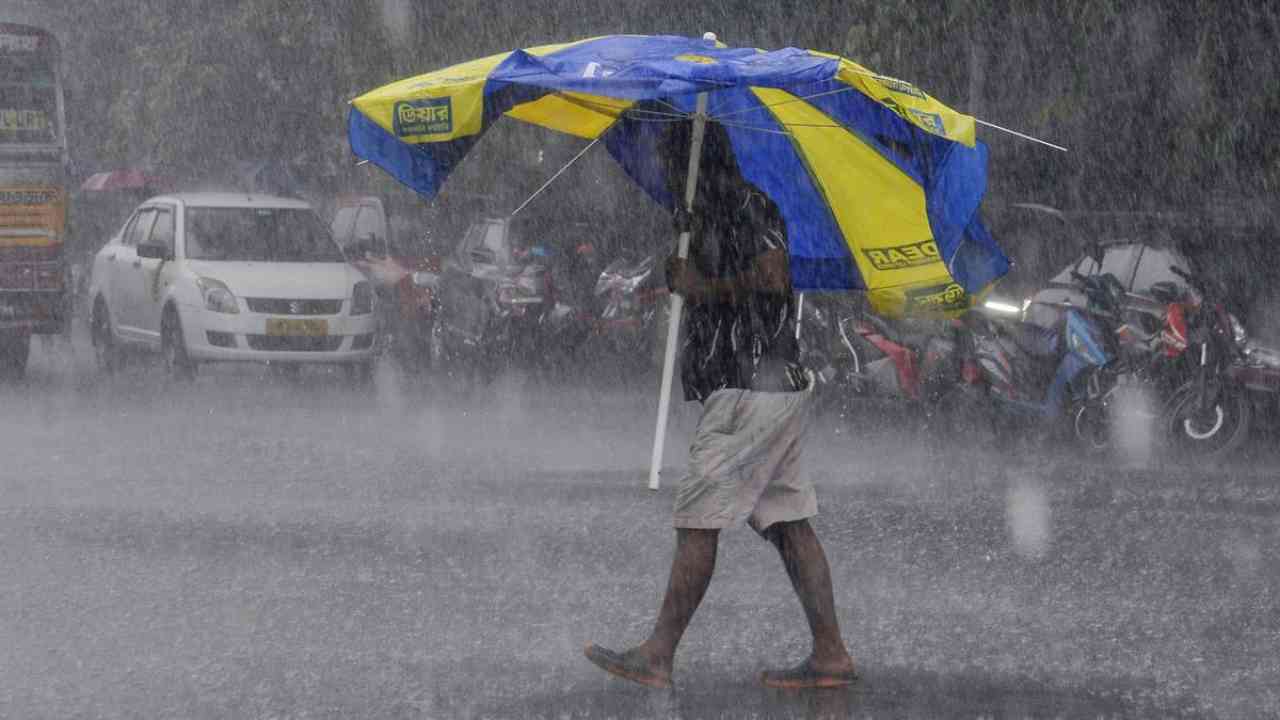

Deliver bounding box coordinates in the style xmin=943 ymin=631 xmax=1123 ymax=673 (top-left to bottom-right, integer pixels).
xmin=1 ymin=333 xmax=1277 ymax=718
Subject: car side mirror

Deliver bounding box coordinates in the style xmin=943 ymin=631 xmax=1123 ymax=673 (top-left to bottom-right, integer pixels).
xmin=136 ymin=243 xmax=172 ymax=261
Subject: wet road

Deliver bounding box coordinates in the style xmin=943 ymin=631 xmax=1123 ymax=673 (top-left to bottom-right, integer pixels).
xmin=2 ymin=333 xmax=1278 ymax=719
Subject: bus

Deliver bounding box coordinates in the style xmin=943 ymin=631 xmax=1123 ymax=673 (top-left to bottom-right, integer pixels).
xmin=0 ymin=21 xmax=68 ymax=378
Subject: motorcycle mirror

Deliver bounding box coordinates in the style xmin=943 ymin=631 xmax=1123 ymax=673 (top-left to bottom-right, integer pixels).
xmin=1086 ymin=242 xmax=1104 ymax=268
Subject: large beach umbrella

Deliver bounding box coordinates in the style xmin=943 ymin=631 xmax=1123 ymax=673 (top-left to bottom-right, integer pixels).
xmin=347 ymin=33 xmax=1011 ymax=487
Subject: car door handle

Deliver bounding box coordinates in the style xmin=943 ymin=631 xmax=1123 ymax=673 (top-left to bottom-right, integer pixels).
xmin=105 ymin=254 xmax=115 ymax=262
xmin=132 ymin=259 xmax=141 ymax=268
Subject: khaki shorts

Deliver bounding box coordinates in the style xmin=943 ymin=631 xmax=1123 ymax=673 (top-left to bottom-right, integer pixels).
xmin=673 ymin=379 xmax=817 ymax=534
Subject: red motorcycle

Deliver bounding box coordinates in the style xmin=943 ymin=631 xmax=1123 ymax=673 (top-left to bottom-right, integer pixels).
xmin=1159 ymin=266 xmax=1270 ymax=459
xmin=798 ymin=294 xmax=973 ymax=424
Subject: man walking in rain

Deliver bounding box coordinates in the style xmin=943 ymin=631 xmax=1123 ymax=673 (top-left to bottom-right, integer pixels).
xmin=585 ymin=123 xmax=857 ymax=690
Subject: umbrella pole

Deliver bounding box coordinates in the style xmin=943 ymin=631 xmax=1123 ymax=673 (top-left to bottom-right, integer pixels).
xmin=648 ymin=91 xmax=710 ymax=491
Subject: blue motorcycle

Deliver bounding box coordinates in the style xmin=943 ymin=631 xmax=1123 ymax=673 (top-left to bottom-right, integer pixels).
xmin=957 ymin=272 xmax=1126 ymax=444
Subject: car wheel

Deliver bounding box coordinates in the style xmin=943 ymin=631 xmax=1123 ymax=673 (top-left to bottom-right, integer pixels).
xmin=161 ymin=307 xmax=197 ymax=381
xmin=0 ymin=329 xmax=30 ymax=381
xmin=91 ymin=299 xmax=120 ymax=375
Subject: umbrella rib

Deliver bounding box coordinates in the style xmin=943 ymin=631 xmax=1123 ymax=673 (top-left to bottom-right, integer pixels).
xmin=710 ymin=86 xmax=859 ymax=120
xmin=652 ymin=98 xmax=687 ymax=116
xmin=509 ymin=137 xmax=601 ymax=218
xmin=712 ymin=118 xmax=792 ymax=136
xmin=624 ymin=108 xmax=689 ymax=120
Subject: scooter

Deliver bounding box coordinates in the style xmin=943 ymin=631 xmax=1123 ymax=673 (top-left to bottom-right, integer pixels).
xmin=965 ymin=272 xmax=1124 ymax=444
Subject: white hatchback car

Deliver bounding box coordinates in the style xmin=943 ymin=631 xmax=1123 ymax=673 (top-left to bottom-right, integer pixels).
xmin=88 ymin=193 xmax=377 ymax=379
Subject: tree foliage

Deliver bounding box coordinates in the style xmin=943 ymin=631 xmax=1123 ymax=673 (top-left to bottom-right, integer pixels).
xmin=47 ymin=0 xmax=1280 ymax=221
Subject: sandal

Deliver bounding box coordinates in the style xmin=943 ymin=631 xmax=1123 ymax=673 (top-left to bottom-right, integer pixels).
xmin=583 ymin=643 xmax=672 ymax=689
xmin=759 ymin=658 xmax=858 ymax=689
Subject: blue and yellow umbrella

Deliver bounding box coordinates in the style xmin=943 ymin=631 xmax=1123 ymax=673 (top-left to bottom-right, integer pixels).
xmin=348 ymin=33 xmax=1008 ymax=318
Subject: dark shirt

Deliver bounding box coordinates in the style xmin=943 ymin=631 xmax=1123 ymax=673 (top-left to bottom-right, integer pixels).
xmin=681 ymin=192 xmax=801 ymax=402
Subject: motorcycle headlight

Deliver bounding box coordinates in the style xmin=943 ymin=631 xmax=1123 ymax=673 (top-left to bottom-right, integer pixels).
xmin=411 ymin=271 xmax=438 ymax=289
xmin=197 ymin=277 xmax=239 ymax=314
xmin=351 ymin=281 xmax=373 ymax=315
xmin=1230 ymin=313 xmax=1247 ymax=347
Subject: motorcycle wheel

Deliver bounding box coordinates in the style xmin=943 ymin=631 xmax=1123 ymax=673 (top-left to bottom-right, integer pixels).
xmin=1072 ymin=400 xmax=1111 ymax=454
xmin=1164 ymin=384 xmax=1252 ymax=460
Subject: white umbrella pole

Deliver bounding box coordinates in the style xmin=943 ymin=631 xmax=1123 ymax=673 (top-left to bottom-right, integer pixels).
xmin=648 ymin=91 xmax=710 ymax=491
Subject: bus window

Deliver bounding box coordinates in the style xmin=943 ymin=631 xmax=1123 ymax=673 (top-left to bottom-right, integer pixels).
xmin=0 ymin=26 xmax=61 ymax=146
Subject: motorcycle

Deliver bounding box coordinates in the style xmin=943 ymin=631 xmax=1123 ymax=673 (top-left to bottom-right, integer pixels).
xmin=586 ymin=254 xmax=665 ymax=373
xmin=797 ymin=293 xmax=972 ymax=426
xmin=1158 ymin=265 xmax=1264 ymax=459
xmin=1070 ymin=278 xmax=1196 ymax=452
xmin=429 ymin=245 xmax=554 ymax=388
xmin=963 ymin=271 xmax=1126 ymax=446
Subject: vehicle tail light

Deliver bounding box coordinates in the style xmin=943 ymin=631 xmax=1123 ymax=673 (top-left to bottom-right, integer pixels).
xmin=961 ymin=359 xmax=983 ymax=384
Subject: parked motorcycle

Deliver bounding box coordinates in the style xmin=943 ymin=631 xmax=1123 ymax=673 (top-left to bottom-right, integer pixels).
xmin=1070 ymin=278 xmax=1196 ymax=452
xmin=429 ymin=220 xmax=555 ymax=387
xmin=797 ymin=293 xmax=972 ymax=427
xmin=1158 ymin=265 xmax=1263 ymax=459
xmin=587 ymin=254 xmax=665 ymax=372
xmin=962 ymin=271 xmax=1126 ymax=446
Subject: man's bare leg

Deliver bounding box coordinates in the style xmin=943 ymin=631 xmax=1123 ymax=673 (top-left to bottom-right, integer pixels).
xmin=585 ymin=528 xmax=719 ymax=686
xmin=641 ymin=528 xmax=719 ymax=669
xmin=764 ymin=519 xmax=856 ymax=680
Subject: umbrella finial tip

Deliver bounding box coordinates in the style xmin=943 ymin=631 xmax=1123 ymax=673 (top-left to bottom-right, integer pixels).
xmin=702 ymin=32 xmax=718 ymax=43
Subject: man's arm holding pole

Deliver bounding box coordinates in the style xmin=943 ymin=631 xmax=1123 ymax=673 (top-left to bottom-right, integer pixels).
xmin=665 ymin=247 xmax=790 ymax=302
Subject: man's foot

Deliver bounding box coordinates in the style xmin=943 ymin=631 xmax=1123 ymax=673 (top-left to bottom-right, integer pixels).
xmin=759 ymin=657 xmax=858 ymax=689
xmin=583 ymin=643 xmax=672 ymax=689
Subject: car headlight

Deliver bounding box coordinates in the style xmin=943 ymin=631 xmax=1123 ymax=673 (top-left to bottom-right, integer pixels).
xmin=197 ymin=277 xmax=239 ymax=314
xmin=351 ymin=281 xmax=373 ymax=315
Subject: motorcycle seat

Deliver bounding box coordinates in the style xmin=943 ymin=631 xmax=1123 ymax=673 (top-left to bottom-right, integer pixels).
xmin=1002 ymin=321 xmax=1061 ymax=359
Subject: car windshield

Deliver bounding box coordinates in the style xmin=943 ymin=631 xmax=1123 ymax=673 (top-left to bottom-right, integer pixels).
xmin=184 ymin=207 xmax=344 ymax=262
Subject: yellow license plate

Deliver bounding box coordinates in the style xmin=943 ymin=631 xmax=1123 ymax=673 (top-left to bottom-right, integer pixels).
xmin=265 ymin=318 xmax=328 ymax=336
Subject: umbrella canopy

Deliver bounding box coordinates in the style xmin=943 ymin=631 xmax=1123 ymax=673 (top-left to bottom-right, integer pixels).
xmin=348 ymin=34 xmax=1008 ymax=316
xmin=80 ymin=169 xmax=173 ymax=193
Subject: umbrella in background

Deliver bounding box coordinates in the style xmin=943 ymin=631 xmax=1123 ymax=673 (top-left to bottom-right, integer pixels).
xmin=347 ymin=33 xmax=1013 ymax=487
xmin=79 ymin=168 xmax=173 ymax=193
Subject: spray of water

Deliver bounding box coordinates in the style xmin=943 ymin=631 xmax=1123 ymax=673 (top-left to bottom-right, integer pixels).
xmin=1108 ymin=381 xmax=1156 ymax=468
xmin=1006 ymin=475 xmax=1051 ymax=559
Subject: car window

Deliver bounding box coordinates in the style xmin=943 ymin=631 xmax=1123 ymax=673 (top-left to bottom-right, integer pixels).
xmin=184 ymin=206 xmax=344 ymax=262
xmin=482 ymin=222 xmax=510 ymax=265
xmin=353 ymin=206 xmax=385 ymax=252
xmin=123 ymin=208 xmax=156 ymax=247
xmin=1098 ymin=244 xmax=1140 ymax=287
xmin=1051 ymin=256 xmax=1086 ymax=284
xmin=330 ymin=206 xmax=357 ymax=248
xmin=460 ymin=222 xmax=505 ymax=265
xmin=147 ymin=208 xmax=175 ymax=253
xmin=1131 ymin=247 xmax=1191 ymax=295
xmin=116 ymin=212 xmax=140 ymax=246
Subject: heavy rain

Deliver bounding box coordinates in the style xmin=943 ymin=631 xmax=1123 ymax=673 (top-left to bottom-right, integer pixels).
xmin=2 ymin=2 xmax=1279 ymax=718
